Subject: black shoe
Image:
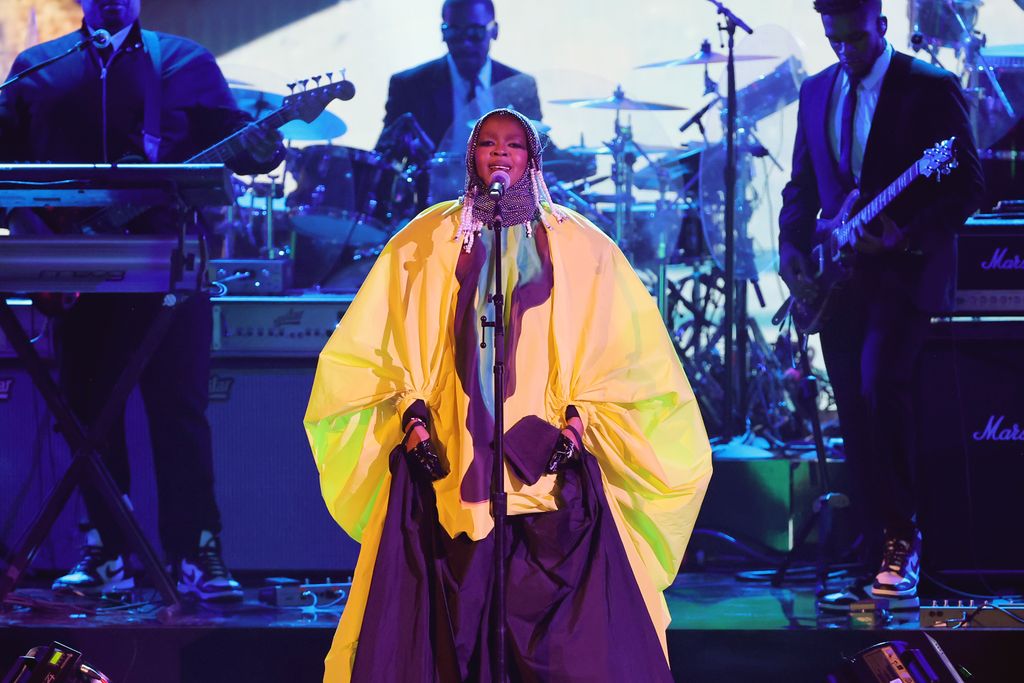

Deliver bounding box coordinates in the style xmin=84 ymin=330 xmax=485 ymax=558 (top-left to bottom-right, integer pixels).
xmin=872 ymin=528 xmax=921 ymax=598
xmin=177 ymin=530 xmax=243 ymax=602
xmin=51 ymin=528 xmax=134 ymax=596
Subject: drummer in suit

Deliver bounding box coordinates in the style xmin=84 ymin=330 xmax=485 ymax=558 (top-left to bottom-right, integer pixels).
xmin=377 ymin=0 xmax=543 ymax=156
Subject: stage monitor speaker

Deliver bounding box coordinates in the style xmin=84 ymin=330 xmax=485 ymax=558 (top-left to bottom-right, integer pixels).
xmin=915 ymin=319 xmax=1024 ymax=573
xmin=0 ymin=357 xmax=361 ymax=573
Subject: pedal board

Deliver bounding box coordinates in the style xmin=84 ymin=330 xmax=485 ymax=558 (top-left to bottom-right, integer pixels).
xmin=258 ymin=577 xmax=351 ymax=608
xmin=921 ymin=599 xmax=1024 ymax=628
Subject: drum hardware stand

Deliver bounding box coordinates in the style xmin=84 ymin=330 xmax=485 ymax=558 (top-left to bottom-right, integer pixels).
xmin=606 ymin=90 xmax=637 ymax=248
xmin=771 ymin=331 xmax=848 ymax=595
xmin=953 ymin=10 xmax=1016 ymax=141
xmin=707 ymin=0 xmax=753 ymax=437
xmin=0 ymin=217 xmax=201 ymax=614
xmin=480 ymin=191 xmax=508 ymax=683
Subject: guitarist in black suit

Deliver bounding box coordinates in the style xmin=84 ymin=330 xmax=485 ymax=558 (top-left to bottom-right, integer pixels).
xmin=778 ymin=0 xmax=984 ymax=609
xmin=376 ymin=0 xmax=542 ymax=157
xmin=0 ymin=0 xmax=284 ymax=601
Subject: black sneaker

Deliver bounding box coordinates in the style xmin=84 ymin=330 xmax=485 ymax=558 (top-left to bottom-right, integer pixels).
xmin=51 ymin=528 xmax=134 ymax=596
xmin=177 ymin=530 xmax=243 ymax=602
xmin=872 ymin=528 xmax=921 ymax=598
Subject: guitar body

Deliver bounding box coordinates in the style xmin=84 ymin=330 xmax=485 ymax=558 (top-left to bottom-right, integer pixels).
xmin=784 ymin=136 xmax=957 ymax=335
xmin=790 ymin=189 xmax=862 ymax=334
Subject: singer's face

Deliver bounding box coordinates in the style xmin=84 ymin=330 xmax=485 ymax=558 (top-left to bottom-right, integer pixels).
xmin=474 ymin=116 xmax=529 ymax=187
xmin=80 ymin=0 xmax=141 ymax=33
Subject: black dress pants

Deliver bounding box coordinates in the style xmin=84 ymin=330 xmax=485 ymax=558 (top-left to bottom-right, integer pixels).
xmin=57 ymin=293 xmax=221 ymax=560
xmin=819 ymin=269 xmax=931 ymax=564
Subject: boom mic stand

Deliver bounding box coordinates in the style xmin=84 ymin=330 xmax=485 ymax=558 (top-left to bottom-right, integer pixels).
xmin=706 ymin=0 xmax=752 ymax=437
xmin=480 ymin=192 xmax=508 ymax=683
xmin=0 ymin=30 xmax=111 ymax=93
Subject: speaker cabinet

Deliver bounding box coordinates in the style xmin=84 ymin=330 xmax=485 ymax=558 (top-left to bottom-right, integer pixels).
xmin=0 ymin=357 xmax=361 ymax=573
xmin=915 ymin=319 xmax=1024 ymax=573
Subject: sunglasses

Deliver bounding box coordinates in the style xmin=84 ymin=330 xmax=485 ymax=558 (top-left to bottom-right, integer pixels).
xmin=441 ymin=21 xmax=496 ymax=42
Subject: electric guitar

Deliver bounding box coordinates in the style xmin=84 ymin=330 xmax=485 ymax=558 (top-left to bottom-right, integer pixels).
xmin=70 ymin=74 xmax=356 ymax=234
xmin=785 ymin=137 xmax=958 ymax=334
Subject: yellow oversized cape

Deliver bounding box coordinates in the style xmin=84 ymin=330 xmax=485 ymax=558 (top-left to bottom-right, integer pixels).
xmin=304 ymin=202 xmax=712 ymax=682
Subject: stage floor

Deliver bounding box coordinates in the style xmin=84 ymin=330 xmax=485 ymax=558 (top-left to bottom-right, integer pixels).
xmin=2 ymin=571 xmax=1022 ymax=682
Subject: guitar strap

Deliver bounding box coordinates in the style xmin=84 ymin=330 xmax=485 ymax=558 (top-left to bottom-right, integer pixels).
xmin=140 ymin=29 xmax=163 ymax=163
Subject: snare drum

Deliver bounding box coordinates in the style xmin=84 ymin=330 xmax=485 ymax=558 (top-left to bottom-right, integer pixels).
xmin=287 ymin=145 xmax=411 ymax=246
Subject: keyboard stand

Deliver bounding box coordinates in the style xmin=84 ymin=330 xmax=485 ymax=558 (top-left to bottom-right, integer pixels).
xmin=0 ymin=296 xmax=185 ymax=609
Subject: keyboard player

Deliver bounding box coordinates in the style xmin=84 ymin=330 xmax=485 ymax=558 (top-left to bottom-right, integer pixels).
xmin=0 ymin=0 xmax=284 ymax=602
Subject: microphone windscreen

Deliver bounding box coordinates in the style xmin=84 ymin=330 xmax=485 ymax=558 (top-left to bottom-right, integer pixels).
xmin=489 ymin=170 xmax=511 ymax=187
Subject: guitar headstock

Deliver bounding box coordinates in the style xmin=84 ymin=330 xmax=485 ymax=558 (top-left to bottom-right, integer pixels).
xmin=919 ymin=136 xmax=958 ymax=179
xmin=282 ymin=72 xmax=356 ymax=123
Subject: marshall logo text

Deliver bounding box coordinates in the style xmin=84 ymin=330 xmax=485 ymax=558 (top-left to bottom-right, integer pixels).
xmin=0 ymin=377 xmax=12 ymax=401
xmin=980 ymin=248 xmax=1024 ymax=271
xmin=972 ymin=415 xmax=1024 ymax=442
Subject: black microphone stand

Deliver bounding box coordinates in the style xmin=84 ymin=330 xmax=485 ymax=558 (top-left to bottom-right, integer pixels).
xmin=0 ymin=32 xmax=107 ymax=93
xmin=707 ymin=0 xmax=752 ymax=437
xmin=480 ymin=193 xmax=508 ymax=683
xmin=771 ymin=332 xmax=849 ymax=595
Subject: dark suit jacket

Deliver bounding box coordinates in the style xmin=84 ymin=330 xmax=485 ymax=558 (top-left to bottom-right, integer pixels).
xmin=379 ymin=56 xmax=542 ymax=152
xmin=779 ymin=51 xmax=985 ymax=311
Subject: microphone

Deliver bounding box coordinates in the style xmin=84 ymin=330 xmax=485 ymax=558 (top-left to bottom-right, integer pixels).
xmin=487 ymin=170 xmax=510 ymax=199
xmin=679 ymin=97 xmax=719 ymax=134
xmin=90 ymin=29 xmax=112 ymax=49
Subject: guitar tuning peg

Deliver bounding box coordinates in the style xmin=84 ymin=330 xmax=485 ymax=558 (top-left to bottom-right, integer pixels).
xmin=287 ymin=82 xmax=297 ymax=94
xmin=312 ymin=75 xmax=323 ymax=87
xmin=325 ymin=72 xmax=334 ymax=83
xmin=340 ymin=68 xmax=347 ymax=81
xmin=298 ymin=78 xmax=309 ymax=91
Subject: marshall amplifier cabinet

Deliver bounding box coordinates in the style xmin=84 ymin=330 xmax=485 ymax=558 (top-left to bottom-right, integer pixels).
xmin=915 ymin=318 xmax=1024 ymax=573
xmin=954 ymin=214 xmax=1024 ymax=313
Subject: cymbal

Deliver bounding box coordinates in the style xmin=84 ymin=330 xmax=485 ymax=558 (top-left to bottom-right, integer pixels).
xmin=548 ymin=90 xmax=684 ymax=111
xmin=230 ymin=86 xmax=347 ymax=140
xmin=564 ymin=141 xmax=683 ymax=155
xmin=637 ymin=40 xmax=776 ymax=69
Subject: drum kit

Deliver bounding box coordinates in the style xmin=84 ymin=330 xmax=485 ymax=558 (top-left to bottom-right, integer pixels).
xmin=212 ymin=36 xmax=810 ymax=296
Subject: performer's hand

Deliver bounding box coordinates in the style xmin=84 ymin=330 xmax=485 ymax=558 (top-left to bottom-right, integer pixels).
xmin=403 ymin=420 xmax=446 ymax=482
xmin=779 ymin=243 xmax=817 ymax=302
xmin=853 ymin=214 xmax=906 ymax=254
xmin=545 ymin=417 xmax=584 ymax=474
xmin=238 ymin=123 xmax=282 ymax=164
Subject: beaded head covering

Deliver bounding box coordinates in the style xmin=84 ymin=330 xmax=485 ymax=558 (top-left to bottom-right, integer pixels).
xmin=454 ymin=108 xmax=565 ymax=252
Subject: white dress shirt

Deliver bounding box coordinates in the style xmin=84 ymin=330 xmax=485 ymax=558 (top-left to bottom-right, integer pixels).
xmin=828 ymin=41 xmax=894 ymax=183
xmin=445 ymin=55 xmax=494 ymax=152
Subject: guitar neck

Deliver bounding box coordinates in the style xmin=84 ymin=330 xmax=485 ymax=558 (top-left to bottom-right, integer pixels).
xmin=836 ymin=161 xmax=922 ymax=248
xmin=188 ymin=107 xmax=290 ymax=164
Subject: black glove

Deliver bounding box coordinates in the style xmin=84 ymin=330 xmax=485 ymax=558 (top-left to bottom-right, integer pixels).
xmin=545 ymin=431 xmax=581 ymax=474
xmin=405 ymin=438 xmax=447 ymax=482
xmin=403 ymin=418 xmax=446 ymax=482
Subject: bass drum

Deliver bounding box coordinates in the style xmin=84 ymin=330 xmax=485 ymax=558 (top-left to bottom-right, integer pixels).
xmin=422 ymin=152 xmax=468 ymax=206
xmin=287 ymin=145 xmax=413 ymax=248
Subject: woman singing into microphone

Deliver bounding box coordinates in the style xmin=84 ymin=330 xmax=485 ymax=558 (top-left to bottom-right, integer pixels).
xmin=304 ymin=107 xmax=712 ymax=682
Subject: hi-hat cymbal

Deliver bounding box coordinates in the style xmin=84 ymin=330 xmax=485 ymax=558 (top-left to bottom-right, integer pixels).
xmin=550 ymin=86 xmax=687 ymax=111
xmin=564 ymin=141 xmax=682 ymax=155
xmin=637 ymin=39 xmax=776 ymax=69
xmin=230 ymin=86 xmax=347 ymax=140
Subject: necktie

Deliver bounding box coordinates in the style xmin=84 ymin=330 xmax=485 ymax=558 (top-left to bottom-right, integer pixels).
xmin=838 ymin=74 xmax=861 ymax=190
xmin=467 ymin=76 xmax=478 ymax=104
